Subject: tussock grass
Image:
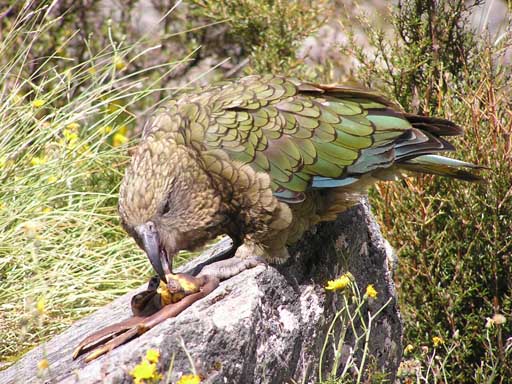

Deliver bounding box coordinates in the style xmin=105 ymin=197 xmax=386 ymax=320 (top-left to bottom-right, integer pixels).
xmin=0 ymin=1 xmax=205 ymax=363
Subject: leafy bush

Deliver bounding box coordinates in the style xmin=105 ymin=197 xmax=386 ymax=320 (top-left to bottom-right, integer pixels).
xmin=338 ymin=1 xmax=512 ymax=381
xmin=191 ymin=0 xmax=329 ymax=75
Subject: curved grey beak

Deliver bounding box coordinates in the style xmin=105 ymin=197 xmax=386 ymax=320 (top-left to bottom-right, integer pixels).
xmin=135 ymin=222 xmax=171 ymax=283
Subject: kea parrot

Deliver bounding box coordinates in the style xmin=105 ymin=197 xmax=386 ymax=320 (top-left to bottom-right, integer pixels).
xmin=73 ymin=75 xmax=482 ymax=361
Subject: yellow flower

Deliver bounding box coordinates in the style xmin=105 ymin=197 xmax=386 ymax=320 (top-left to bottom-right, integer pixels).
xmin=32 ymin=99 xmax=46 ymax=108
xmin=118 ymin=124 xmax=128 ymax=135
xmin=432 ymin=336 xmax=444 ymax=348
xmin=365 ymin=284 xmax=378 ymax=299
xmin=113 ymin=132 xmax=128 ymax=147
xmin=88 ymin=66 xmax=96 ymax=75
xmin=99 ymin=125 xmax=113 ymax=135
xmin=63 ymin=128 xmax=78 ymax=142
xmin=114 ymin=57 xmax=127 ymax=71
xmin=37 ymin=359 xmax=49 ymax=370
xmin=130 ymin=358 xmax=161 ymax=384
xmin=145 ymin=348 xmax=160 ymax=364
xmin=404 ymin=344 xmax=414 ymax=354
xmin=177 ymin=373 xmax=201 ymax=384
xmin=66 ymin=122 xmax=80 ymax=130
xmin=36 ymin=297 xmax=45 ymax=315
xmin=42 ymin=207 xmax=52 ymax=213
xmin=325 ymin=273 xmax=353 ymax=291
xmin=47 ymin=175 xmax=58 ymax=183
xmin=30 ymin=156 xmax=47 ymax=166
xmin=58 ymin=127 xmax=80 ymax=150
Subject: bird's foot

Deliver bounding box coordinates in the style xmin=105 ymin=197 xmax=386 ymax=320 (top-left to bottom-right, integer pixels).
xmin=72 ymin=274 xmax=219 ymax=362
xmin=197 ymin=256 xmax=266 ymax=281
xmin=188 ymin=238 xmax=239 ymax=276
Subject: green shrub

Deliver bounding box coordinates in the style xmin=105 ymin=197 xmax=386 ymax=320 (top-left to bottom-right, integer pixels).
xmin=339 ymin=1 xmax=512 ymax=381
xmin=191 ymin=0 xmax=329 ymax=75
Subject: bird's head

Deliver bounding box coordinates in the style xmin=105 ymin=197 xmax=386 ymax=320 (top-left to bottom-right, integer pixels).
xmin=118 ymin=137 xmax=222 ymax=283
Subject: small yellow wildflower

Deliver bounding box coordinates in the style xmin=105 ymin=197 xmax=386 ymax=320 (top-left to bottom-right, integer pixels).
xmin=32 ymin=99 xmax=46 ymax=108
xmin=432 ymin=336 xmax=444 ymax=348
xmin=66 ymin=122 xmax=80 ymax=130
xmin=37 ymin=359 xmax=49 ymax=370
xmin=177 ymin=373 xmax=201 ymax=384
xmin=36 ymin=297 xmax=45 ymax=315
xmin=404 ymin=344 xmax=414 ymax=354
xmin=365 ymin=284 xmax=378 ymax=299
xmin=130 ymin=358 xmax=161 ymax=384
xmin=113 ymin=132 xmax=128 ymax=147
xmin=99 ymin=125 xmax=113 ymax=135
xmin=47 ymin=175 xmax=58 ymax=183
xmin=114 ymin=57 xmax=127 ymax=71
xmin=118 ymin=124 xmax=128 ymax=135
xmin=58 ymin=127 xmax=80 ymax=150
xmin=30 ymin=156 xmax=47 ymax=166
xmin=325 ymin=272 xmax=353 ymax=291
xmin=63 ymin=128 xmax=79 ymax=142
xmin=145 ymin=348 xmax=160 ymax=364
xmin=88 ymin=66 xmax=96 ymax=75
xmin=42 ymin=207 xmax=52 ymax=213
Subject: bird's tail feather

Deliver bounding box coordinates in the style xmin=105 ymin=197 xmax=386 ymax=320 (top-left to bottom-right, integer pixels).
xmin=398 ymin=154 xmax=485 ymax=181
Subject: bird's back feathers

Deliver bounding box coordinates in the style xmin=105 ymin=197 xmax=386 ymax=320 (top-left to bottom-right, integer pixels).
xmin=148 ymin=75 xmax=482 ymax=203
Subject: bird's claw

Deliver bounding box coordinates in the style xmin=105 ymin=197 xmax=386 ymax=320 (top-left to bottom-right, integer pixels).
xmin=197 ymin=256 xmax=267 ymax=281
xmin=73 ymin=274 xmax=219 ymax=362
xmin=72 ymin=319 xmax=146 ymax=362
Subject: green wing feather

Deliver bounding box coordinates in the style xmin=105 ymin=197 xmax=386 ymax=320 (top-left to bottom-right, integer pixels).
xmin=180 ymin=75 xmax=411 ymax=196
xmin=164 ymin=75 xmax=477 ymax=201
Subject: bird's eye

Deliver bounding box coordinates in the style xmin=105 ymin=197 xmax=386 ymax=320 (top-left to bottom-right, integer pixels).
xmin=161 ymin=200 xmax=171 ymax=215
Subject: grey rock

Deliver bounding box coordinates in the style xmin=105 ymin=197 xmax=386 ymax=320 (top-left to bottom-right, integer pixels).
xmin=1 ymin=199 xmax=402 ymax=384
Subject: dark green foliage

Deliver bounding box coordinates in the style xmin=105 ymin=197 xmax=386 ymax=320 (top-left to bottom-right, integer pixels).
xmin=346 ymin=2 xmax=512 ymax=381
xmin=391 ymin=0 xmax=484 ymax=110
xmin=191 ymin=0 xmax=329 ymax=75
